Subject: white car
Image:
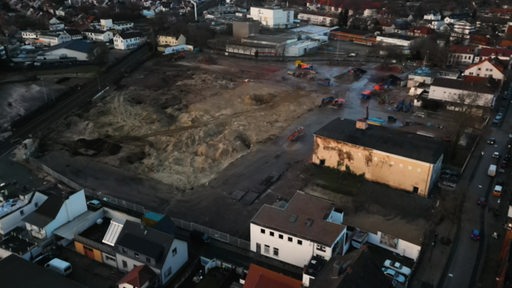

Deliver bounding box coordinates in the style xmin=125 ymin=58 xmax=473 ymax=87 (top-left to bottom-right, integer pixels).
xmin=384 ymin=259 xmax=412 ymax=276
xmin=382 ymin=268 xmax=406 ymax=284
xmin=492 ymin=152 xmax=500 ymax=159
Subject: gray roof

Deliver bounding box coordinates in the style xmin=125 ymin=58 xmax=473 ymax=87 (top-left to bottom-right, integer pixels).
xmin=23 ymin=194 xmax=63 ymax=227
xmin=116 ymin=220 xmax=175 ymax=267
xmin=314 ymin=118 xmax=444 ymax=163
xmin=117 ymin=31 xmax=143 ymax=39
xmin=47 ymin=39 xmax=95 ymax=54
xmin=0 ymin=254 xmax=87 ymax=288
xmin=431 ymin=77 xmax=496 ymax=94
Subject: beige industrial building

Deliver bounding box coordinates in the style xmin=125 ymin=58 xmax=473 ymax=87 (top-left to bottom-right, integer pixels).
xmin=312 ymin=118 xmax=445 ymax=197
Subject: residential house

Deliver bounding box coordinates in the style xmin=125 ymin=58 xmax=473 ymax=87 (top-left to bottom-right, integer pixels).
xmin=48 ymin=17 xmax=65 ymax=31
xmin=100 ymin=19 xmax=114 ymax=30
xmin=157 ymin=34 xmax=186 ymax=47
xmin=312 ymin=118 xmax=445 ymax=197
xmin=23 ymin=189 xmax=87 ymax=240
xmin=463 ymin=58 xmax=506 ymax=81
xmin=447 ymin=45 xmax=476 ymax=65
xmin=475 ymin=48 xmax=512 ymax=63
xmin=408 ymin=26 xmax=434 ymax=37
xmin=376 ymin=33 xmax=416 ymax=51
xmin=0 ymin=191 xmax=48 ymax=236
xmin=21 ymin=31 xmax=38 ymax=39
xmin=118 ymin=264 xmax=158 ymax=288
xmin=307 ymin=246 xmax=393 ymax=288
xmin=428 ymin=77 xmax=497 ymax=111
xmin=65 ymin=28 xmax=84 ymax=40
xmin=114 ymin=31 xmax=145 ymax=50
xmin=114 ymin=21 xmax=135 ymax=31
xmin=450 ymin=20 xmax=475 ymax=41
xmin=249 ymin=6 xmax=295 ymax=28
xmin=250 ymin=191 xmax=349 ymax=268
xmin=37 ymin=31 xmax=72 ymax=46
xmin=83 ymin=29 xmax=114 ymax=42
xmin=0 ymin=254 xmax=86 ymax=288
xmin=115 ymin=220 xmax=188 ymax=286
xmin=42 ymin=39 xmax=97 ymax=62
xmin=468 ymin=34 xmax=493 ymax=47
xmin=73 ymin=209 xmax=140 ymax=268
xmin=243 ymin=263 xmax=302 ymax=288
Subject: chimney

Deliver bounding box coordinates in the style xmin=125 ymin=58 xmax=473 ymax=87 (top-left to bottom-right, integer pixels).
xmin=356 ymin=119 xmax=368 ymax=130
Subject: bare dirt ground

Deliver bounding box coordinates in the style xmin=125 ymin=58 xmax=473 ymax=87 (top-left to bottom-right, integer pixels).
xmin=45 ymin=56 xmax=329 ymax=190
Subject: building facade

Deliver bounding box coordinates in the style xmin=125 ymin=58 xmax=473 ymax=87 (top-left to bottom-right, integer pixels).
xmin=312 ymin=118 xmax=444 ymax=197
xmin=249 ymin=7 xmax=294 ymax=28
xmin=250 ymin=191 xmax=349 ymax=268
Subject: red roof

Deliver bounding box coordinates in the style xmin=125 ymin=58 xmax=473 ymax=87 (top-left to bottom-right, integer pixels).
xmin=449 ymin=45 xmax=476 ymax=54
xmin=244 ymin=264 xmax=302 ymax=288
xmin=409 ymin=26 xmax=433 ymax=36
xmin=499 ymin=39 xmax=512 ymax=48
xmin=117 ymin=265 xmax=156 ymax=288
xmin=466 ymin=58 xmax=506 ymax=74
xmin=479 ymin=47 xmax=512 ymax=58
xmin=469 ymin=34 xmax=493 ymax=47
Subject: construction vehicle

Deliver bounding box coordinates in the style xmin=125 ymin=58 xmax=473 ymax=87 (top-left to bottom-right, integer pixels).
xmin=319 ymin=97 xmax=345 ymax=108
xmin=295 ymin=60 xmax=314 ymax=70
xmin=288 ymin=127 xmax=305 ymax=142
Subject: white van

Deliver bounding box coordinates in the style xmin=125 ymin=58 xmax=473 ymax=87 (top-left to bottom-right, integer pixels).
xmin=45 ymin=258 xmax=72 ymax=276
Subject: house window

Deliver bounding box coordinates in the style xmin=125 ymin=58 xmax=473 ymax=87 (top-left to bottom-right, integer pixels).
xmin=316 ymin=244 xmax=327 ymax=252
xmin=273 ymin=247 xmax=279 ymax=257
xmin=122 ymin=260 xmax=127 ymax=268
xmin=134 ymin=252 xmax=139 ymax=258
xmin=269 ymin=231 xmax=274 ymax=237
xmin=105 ymin=255 xmax=116 ymax=262
xmin=297 ymin=239 xmax=303 ymax=245
xmin=34 ymin=202 xmax=38 ymax=208
xmin=121 ymin=248 xmax=126 ymax=253
xmin=20 ymin=210 xmax=24 ymax=216
xmin=261 ymin=228 xmax=265 ymax=234
xmin=288 ymin=236 xmax=293 ymax=242
xmin=165 ymin=266 xmax=173 ymax=277
xmin=146 ymin=257 xmax=151 ymax=263
xmin=279 ymin=234 xmax=283 ymax=239
xmin=264 ymin=245 xmax=270 ymax=254
xmin=172 ymin=247 xmax=177 ymax=256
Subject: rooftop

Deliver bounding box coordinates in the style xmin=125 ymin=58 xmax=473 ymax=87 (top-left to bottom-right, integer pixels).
xmin=244 ymin=263 xmax=302 ymax=288
xmin=314 ymin=118 xmax=445 ymax=164
xmin=251 ymin=191 xmax=345 ymax=246
xmin=0 ymin=232 xmax=37 ymax=255
xmin=431 ymin=77 xmax=497 ymax=95
xmin=47 ymin=39 xmax=95 ymax=54
xmin=23 ymin=193 xmax=64 ymax=227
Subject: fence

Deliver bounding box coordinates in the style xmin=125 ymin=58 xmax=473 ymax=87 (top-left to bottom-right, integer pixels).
xmin=29 ymin=157 xmax=251 ymax=251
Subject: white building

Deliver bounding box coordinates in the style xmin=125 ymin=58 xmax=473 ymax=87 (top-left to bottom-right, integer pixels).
xmin=249 ymin=6 xmax=294 ymax=28
xmin=21 ymin=31 xmax=38 ymax=39
xmin=83 ymin=29 xmax=114 ymax=42
xmin=464 ymin=58 xmax=506 ymax=81
xmin=115 ymin=220 xmax=188 ymax=286
xmin=451 ymin=20 xmax=475 ymax=40
xmin=297 ymin=13 xmax=338 ymax=27
xmin=0 ymin=191 xmax=48 ymax=235
xmin=23 ymin=189 xmax=88 ymax=239
xmin=113 ymin=21 xmax=134 ymax=31
xmin=428 ymin=77 xmax=497 ymax=109
xmin=113 ymin=31 xmax=145 ymax=50
xmin=37 ymin=31 xmax=72 ymax=46
xmin=376 ymin=34 xmax=415 ymax=47
xmin=100 ymin=19 xmax=114 ymax=30
xmin=447 ymin=45 xmax=476 ymax=65
xmin=43 ymin=40 xmax=96 ymax=62
xmin=250 ymin=191 xmax=349 ymax=268
xmin=48 ymin=17 xmax=65 ymax=31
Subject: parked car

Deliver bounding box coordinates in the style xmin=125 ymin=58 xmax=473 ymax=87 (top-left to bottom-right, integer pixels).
xmin=487 ymin=138 xmax=496 ymax=145
xmin=477 ymin=197 xmax=487 ymax=207
xmin=471 ymin=229 xmax=481 ymax=241
xmin=493 ymin=113 xmax=504 ymax=125
xmin=382 ymin=268 xmax=406 ymax=285
xmin=383 ymin=259 xmax=412 ymax=276
xmin=493 ymin=185 xmax=503 ymax=197
xmin=493 ymin=152 xmax=501 ymax=159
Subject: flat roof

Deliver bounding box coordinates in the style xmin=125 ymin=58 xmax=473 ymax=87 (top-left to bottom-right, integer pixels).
xmin=251 ymin=191 xmax=345 ymax=246
xmin=314 ymin=118 xmax=444 ymax=163
xmin=53 ymin=210 xmax=102 ymax=240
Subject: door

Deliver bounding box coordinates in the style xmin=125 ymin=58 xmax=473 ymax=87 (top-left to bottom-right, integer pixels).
xmin=256 ymin=243 xmax=261 ymax=254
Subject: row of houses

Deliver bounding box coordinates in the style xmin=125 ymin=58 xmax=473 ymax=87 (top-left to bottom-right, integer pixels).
xmin=0 ymin=189 xmax=188 ymax=287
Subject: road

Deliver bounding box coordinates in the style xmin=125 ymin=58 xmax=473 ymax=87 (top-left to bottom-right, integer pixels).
xmin=0 ymin=44 xmax=153 ymax=157
xmin=441 ymin=99 xmax=511 ymax=288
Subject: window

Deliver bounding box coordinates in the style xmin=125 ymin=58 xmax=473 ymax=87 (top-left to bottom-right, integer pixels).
xmin=165 ymin=266 xmax=172 ymax=277
xmin=297 ymin=239 xmax=303 ymax=245
xmin=278 ymin=234 xmax=283 ymax=239
xmin=288 ymin=236 xmax=293 ymax=242
xmin=316 ymin=244 xmax=327 ymax=252
xmin=264 ymin=245 xmax=270 ymax=254
xmin=20 ymin=210 xmax=24 ymax=216
xmin=172 ymin=247 xmax=177 ymax=256
xmin=121 ymin=248 xmax=126 ymax=253
xmin=134 ymin=252 xmax=139 ymax=258
xmin=122 ymin=260 xmax=127 ymax=268
xmin=146 ymin=257 xmax=151 ymax=263
xmin=273 ymin=247 xmax=279 ymax=257
xmin=35 ymin=202 xmax=38 ymax=208
xmin=269 ymin=231 xmax=274 ymax=237
xmin=260 ymin=228 xmax=265 ymax=234
xmin=105 ymin=255 xmax=116 ymax=262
